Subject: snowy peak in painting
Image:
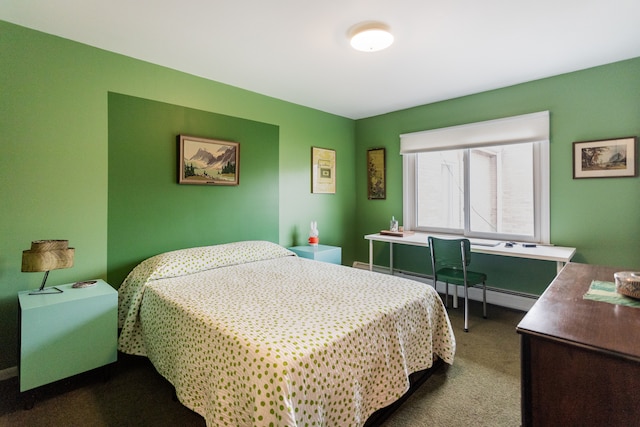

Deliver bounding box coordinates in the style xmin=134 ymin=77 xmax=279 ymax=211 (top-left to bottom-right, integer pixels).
xmin=217 ymin=146 xmax=237 ymax=168
xmin=190 ymin=146 xmax=236 ymax=169
xmin=190 ymin=148 xmax=215 ymax=166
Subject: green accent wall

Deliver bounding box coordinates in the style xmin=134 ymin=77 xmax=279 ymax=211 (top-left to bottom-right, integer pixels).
xmin=0 ymin=20 xmax=354 ymax=370
xmin=355 ymin=57 xmax=640 ymax=294
xmin=108 ymin=93 xmax=281 ymax=286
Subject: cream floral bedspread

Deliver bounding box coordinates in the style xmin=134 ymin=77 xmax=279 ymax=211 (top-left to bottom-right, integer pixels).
xmin=118 ymin=241 xmax=455 ymax=426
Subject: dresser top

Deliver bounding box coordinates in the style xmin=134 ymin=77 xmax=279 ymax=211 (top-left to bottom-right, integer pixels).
xmin=517 ymin=262 xmax=640 ymax=361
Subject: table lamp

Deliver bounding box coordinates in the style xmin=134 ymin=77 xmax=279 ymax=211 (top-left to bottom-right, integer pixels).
xmin=22 ymin=240 xmax=74 ymax=295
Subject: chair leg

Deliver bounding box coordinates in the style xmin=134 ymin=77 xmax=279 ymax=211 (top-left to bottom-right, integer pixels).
xmin=464 ymin=283 xmax=469 ymax=332
xmin=482 ymin=281 xmax=487 ymax=319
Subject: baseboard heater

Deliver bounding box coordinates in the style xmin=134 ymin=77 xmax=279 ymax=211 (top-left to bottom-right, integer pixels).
xmin=352 ymin=261 xmax=537 ymax=312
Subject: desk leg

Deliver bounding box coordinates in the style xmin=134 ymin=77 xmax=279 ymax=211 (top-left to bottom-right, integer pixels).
xmin=389 ymin=243 xmax=394 ymax=274
xmin=369 ymin=240 xmax=373 ymax=272
xmin=453 ymin=285 xmax=459 ymax=309
xmin=556 ymin=261 xmax=565 ymax=275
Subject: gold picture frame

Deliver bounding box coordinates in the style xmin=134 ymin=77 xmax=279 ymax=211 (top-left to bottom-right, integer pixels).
xmin=178 ymin=135 xmax=239 ymax=185
xmin=573 ymin=136 xmax=637 ymax=179
xmin=367 ymin=147 xmax=386 ymax=199
xmin=311 ymin=147 xmax=336 ymax=194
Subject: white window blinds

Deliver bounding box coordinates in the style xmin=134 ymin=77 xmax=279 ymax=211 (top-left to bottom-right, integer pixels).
xmin=399 ymin=111 xmax=549 ymax=154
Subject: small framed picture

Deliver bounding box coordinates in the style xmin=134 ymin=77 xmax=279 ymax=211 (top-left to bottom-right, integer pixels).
xmin=573 ymin=136 xmax=637 ymax=179
xmin=367 ymin=148 xmax=386 ymax=199
xmin=311 ymin=147 xmax=336 ymax=194
xmin=178 ymin=135 xmax=239 ymax=185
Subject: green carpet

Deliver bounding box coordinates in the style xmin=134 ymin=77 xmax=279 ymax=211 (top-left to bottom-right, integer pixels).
xmin=382 ymin=299 xmax=523 ymax=426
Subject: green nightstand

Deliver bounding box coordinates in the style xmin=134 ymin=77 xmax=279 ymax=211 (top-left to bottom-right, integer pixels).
xmin=289 ymin=245 xmax=342 ymax=265
xmin=18 ymin=279 xmax=118 ymax=393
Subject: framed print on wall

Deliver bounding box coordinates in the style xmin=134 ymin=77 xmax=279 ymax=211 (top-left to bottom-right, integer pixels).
xmin=311 ymin=147 xmax=336 ymax=194
xmin=178 ymin=135 xmax=239 ymax=185
xmin=367 ymin=147 xmax=386 ymax=199
xmin=573 ymin=136 xmax=637 ymax=179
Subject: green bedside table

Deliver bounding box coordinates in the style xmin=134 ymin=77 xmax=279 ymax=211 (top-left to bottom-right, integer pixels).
xmin=18 ymin=279 xmax=118 ymax=394
xmin=289 ymin=245 xmax=342 ymax=265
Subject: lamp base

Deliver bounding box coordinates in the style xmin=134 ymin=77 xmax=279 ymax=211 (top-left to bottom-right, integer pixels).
xmin=29 ymin=286 xmax=63 ymax=295
xmin=27 ymin=271 xmax=64 ymax=295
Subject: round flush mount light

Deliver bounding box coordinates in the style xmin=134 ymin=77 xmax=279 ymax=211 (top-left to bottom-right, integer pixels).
xmin=349 ymin=22 xmax=394 ymax=52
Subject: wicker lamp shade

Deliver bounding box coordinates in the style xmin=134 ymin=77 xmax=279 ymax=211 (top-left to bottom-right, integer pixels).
xmin=22 ymin=240 xmax=74 ymax=294
xmin=22 ymin=240 xmax=75 ymax=272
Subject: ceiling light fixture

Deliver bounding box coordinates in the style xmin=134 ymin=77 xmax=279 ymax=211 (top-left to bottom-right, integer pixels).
xmin=349 ymin=22 xmax=394 ymax=52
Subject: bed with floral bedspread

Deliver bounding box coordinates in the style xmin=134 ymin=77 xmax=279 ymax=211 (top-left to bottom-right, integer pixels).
xmin=118 ymin=240 xmax=455 ymax=426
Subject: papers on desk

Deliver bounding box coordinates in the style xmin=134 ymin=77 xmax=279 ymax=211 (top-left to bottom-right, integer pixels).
xmin=469 ymin=239 xmax=501 ymax=247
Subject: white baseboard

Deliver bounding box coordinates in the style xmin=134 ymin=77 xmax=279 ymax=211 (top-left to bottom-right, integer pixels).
xmin=0 ymin=366 xmax=18 ymax=381
xmin=352 ymin=261 xmax=536 ymax=312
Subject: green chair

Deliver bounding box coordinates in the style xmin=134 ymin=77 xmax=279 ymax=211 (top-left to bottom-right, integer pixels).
xmin=428 ymin=236 xmax=487 ymax=332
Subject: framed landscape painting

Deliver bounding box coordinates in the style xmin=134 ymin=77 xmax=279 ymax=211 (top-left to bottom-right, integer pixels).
xmin=573 ymin=136 xmax=636 ymax=179
xmin=178 ymin=135 xmax=239 ymax=185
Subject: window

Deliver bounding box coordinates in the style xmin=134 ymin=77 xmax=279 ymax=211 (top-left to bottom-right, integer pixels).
xmin=401 ymin=112 xmax=550 ymax=243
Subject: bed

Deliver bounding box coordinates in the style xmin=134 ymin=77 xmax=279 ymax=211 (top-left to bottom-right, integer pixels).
xmin=118 ymin=240 xmax=455 ymax=426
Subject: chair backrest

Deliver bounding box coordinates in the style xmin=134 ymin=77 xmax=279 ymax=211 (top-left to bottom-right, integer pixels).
xmin=428 ymin=236 xmax=471 ymax=272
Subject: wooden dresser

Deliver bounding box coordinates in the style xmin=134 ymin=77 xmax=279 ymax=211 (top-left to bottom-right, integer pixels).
xmin=517 ymin=262 xmax=640 ymax=426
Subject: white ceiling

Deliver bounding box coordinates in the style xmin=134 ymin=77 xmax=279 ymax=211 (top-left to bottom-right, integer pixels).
xmin=2 ymin=0 xmax=640 ymax=119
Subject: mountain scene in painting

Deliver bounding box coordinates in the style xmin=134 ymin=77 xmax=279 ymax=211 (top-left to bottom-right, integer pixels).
xmin=183 ymin=144 xmax=237 ymax=183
